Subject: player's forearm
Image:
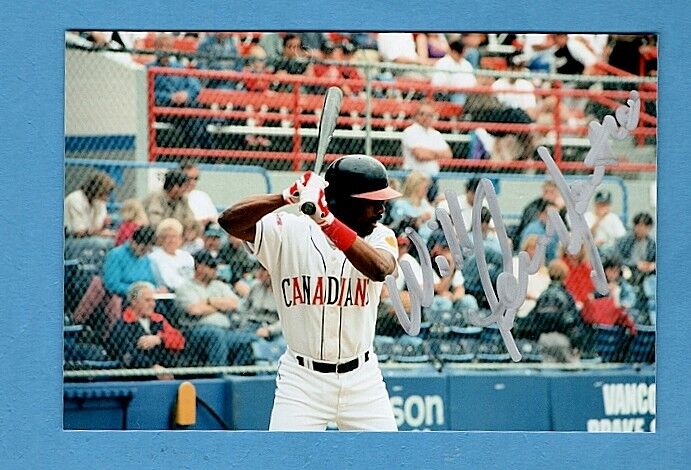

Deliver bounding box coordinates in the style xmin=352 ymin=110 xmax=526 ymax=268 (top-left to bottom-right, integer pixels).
xmin=343 ymin=239 xmax=396 ymax=282
xmin=219 ymin=194 xmax=286 ymax=242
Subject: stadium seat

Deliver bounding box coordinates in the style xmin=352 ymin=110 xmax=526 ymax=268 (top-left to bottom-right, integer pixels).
xmin=516 ymin=339 xmax=543 ymax=363
xmin=435 ymin=339 xmax=475 ymax=363
xmin=391 ymin=336 xmax=429 ymax=363
xmin=594 ymin=324 xmax=627 ymax=363
xmin=476 ymin=324 xmax=511 ymax=362
xmin=373 ymin=335 xmax=396 ymax=362
xmin=624 ymin=325 xmax=656 ymax=363
xmin=251 ymin=338 xmax=285 ymax=365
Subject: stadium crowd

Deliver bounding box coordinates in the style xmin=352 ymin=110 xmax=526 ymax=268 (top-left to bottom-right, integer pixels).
xmin=64 ymin=164 xmax=656 ymax=373
xmin=64 ymin=31 xmax=657 ymax=376
xmin=68 ymin=31 xmax=657 ymax=162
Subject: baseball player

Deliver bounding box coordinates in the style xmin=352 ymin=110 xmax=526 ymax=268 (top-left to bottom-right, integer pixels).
xmin=219 ymin=155 xmax=402 ymax=431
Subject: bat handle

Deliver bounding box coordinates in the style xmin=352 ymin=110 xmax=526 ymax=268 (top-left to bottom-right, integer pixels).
xmin=300 ymin=201 xmax=317 ymax=215
xmin=299 ymin=184 xmax=320 ymax=216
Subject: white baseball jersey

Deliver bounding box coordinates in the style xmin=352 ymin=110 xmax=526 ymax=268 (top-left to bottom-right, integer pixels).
xmin=247 ymin=211 xmax=398 ymax=362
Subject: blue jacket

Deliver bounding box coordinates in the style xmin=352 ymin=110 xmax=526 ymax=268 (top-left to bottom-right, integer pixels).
xmin=520 ymin=220 xmax=559 ymax=262
xmin=103 ymin=244 xmax=158 ymax=297
xmin=149 ymin=59 xmax=201 ymax=106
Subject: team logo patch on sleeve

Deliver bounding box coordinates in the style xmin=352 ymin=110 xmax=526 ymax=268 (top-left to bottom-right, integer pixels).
xmin=385 ymin=235 xmax=397 ymax=249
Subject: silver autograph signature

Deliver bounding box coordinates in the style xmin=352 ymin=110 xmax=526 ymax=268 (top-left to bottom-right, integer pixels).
xmin=385 ymin=90 xmax=641 ymax=362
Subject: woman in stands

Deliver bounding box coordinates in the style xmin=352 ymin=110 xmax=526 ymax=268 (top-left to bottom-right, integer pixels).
xmin=148 ymin=218 xmax=195 ymax=292
xmin=388 ymin=171 xmax=435 ymax=243
xmin=64 ymin=170 xmax=116 ymax=239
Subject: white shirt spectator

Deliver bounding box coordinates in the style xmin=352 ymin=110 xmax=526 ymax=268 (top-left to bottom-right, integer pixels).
xmin=377 ymin=33 xmax=418 ymax=62
xmin=491 ymin=78 xmax=537 ymax=111
xmin=64 ymin=190 xmax=108 ymax=235
xmin=395 ymin=253 xmax=424 ymax=291
xmin=401 ymin=122 xmax=450 ymax=176
xmin=176 ymin=278 xmax=239 ymax=328
xmin=431 ymin=54 xmax=477 ymax=90
xmin=149 ymin=246 xmax=195 ymax=291
xmin=584 ymin=211 xmax=627 ymax=248
xmin=187 ymin=189 xmax=219 ymax=222
xmin=566 ymin=34 xmax=608 ymax=69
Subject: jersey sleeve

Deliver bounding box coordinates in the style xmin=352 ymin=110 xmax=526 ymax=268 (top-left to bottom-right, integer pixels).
xmin=367 ymin=224 xmax=399 ymax=263
xmin=245 ymin=211 xmax=293 ymax=273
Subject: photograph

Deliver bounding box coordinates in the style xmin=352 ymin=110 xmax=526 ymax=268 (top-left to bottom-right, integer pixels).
xmin=63 ymin=30 xmax=657 ymax=432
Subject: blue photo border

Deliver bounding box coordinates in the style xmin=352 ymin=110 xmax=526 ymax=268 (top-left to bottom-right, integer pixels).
xmin=1 ymin=0 xmax=689 ymax=467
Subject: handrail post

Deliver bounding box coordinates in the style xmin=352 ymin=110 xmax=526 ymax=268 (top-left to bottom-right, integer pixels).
xmin=292 ymin=80 xmax=302 ymax=171
xmin=553 ymin=81 xmax=563 ymax=166
xmin=147 ymin=68 xmax=156 ymax=162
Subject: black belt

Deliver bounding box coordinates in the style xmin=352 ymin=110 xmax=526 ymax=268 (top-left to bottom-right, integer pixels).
xmin=296 ymin=351 xmax=370 ymax=374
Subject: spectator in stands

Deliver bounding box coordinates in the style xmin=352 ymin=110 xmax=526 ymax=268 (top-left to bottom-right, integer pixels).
xmin=238 ymin=265 xmax=282 ymax=339
xmin=271 ymin=34 xmax=314 ymax=92
xmin=299 ymin=32 xmax=328 ymax=59
xmin=491 ymin=53 xmax=538 ymax=117
xmin=64 ymin=170 xmax=116 ymax=240
xmin=458 ymin=33 xmax=485 ymax=69
xmin=517 ymin=34 xmax=556 ymax=73
xmin=143 ymin=169 xmax=196 ymax=229
xmin=514 ymin=235 xmax=550 ymax=318
xmin=431 ymin=239 xmax=479 ymax=314
xmin=581 ymin=255 xmax=637 ymax=335
xmin=470 ymin=207 xmax=501 ymax=254
xmin=219 ymin=232 xmax=258 ymax=299
xmin=401 ymin=101 xmax=453 ymax=201
xmin=148 ymin=218 xmax=195 ymax=292
xmin=436 ymin=177 xmax=489 ymax=232
xmin=615 ymin=212 xmax=656 ymax=287
xmin=519 ymin=198 xmax=559 ymax=262
xmin=149 ymin=33 xmax=212 ymax=149
xmin=416 ymin=33 xmax=449 ymax=61
xmin=115 ymin=198 xmax=149 ymax=247
xmin=175 ymin=250 xmax=256 ymax=366
xmin=181 ymin=220 xmax=204 ymax=254
xmin=73 ymin=226 xmax=163 ymax=337
xmin=108 ymin=281 xmax=185 ymax=370
xmin=196 ymin=32 xmax=240 ymax=85
xmin=552 ymin=34 xmax=606 ymax=76
xmin=258 ymin=32 xmax=284 ymax=59
xmin=514 ymin=259 xmax=590 ymax=357
xmin=584 ymin=190 xmax=626 ymax=251
xmin=512 ymin=180 xmax=565 ymax=245
xmin=389 ymin=171 xmax=435 ymax=242
xmin=460 ymin=210 xmax=504 ymax=311
xmin=179 ymin=161 xmax=218 ymax=224
xmin=376 ymin=32 xmax=427 ymax=65
xmin=561 ymin=245 xmax=595 ymax=310
xmin=242 ymin=44 xmax=272 ymax=92
xmin=431 ymin=39 xmax=477 ymax=105
xmin=239 ymin=45 xmax=274 ymax=148
xmin=393 ymin=234 xmax=423 ymax=292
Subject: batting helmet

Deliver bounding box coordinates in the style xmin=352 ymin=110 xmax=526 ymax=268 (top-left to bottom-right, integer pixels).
xmin=324 ymin=155 xmax=401 ymax=205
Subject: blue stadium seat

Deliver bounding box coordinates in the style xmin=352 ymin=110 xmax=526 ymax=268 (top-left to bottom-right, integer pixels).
xmin=251 ymin=338 xmax=286 ymax=365
xmin=476 ymin=324 xmax=511 ymax=362
xmin=594 ymin=324 xmax=627 ymax=363
xmin=373 ymin=335 xmax=396 ymax=362
xmin=516 ymin=339 xmax=542 ymax=363
xmin=625 ymin=325 xmax=655 ymax=363
xmin=436 ymin=339 xmax=475 ymax=363
xmin=391 ymin=336 xmax=429 ymax=363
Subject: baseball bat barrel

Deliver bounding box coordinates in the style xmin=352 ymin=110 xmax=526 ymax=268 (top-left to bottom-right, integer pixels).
xmin=300 ymin=86 xmax=343 ymax=215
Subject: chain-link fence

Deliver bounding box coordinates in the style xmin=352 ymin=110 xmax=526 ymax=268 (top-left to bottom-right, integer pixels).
xmin=64 ymin=32 xmax=657 ymax=379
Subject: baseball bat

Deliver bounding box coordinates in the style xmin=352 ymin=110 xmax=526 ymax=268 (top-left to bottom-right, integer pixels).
xmin=300 ymin=86 xmax=343 ymax=215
